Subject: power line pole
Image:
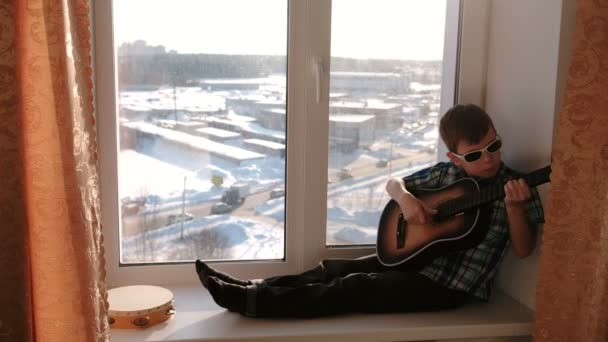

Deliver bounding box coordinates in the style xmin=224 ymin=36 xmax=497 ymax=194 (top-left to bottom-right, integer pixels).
xmin=180 ymin=175 xmax=186 ymax=240
xmin=172 ymin=55 xmax=178 ymax=124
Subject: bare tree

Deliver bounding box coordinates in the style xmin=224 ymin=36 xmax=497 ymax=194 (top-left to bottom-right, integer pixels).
xmin=169 ymin=228 xmax=232 ymax=261
xmin=135 ymin=185 xmax=150 ymax=261
xmin=191 ymin=228 xmax=232 ymax=260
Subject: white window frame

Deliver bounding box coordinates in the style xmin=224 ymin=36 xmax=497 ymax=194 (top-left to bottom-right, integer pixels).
xmin=94 ymin=0 xmax=487 ymax=287
xmin=304 ymin=0 xmax=465 ymax=268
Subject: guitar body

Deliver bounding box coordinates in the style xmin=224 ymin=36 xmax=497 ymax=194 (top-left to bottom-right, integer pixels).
xmin=376 ymin=165 xmax=551 ymax=267
xmin=376 ymin=178 xmax=491 ymax=267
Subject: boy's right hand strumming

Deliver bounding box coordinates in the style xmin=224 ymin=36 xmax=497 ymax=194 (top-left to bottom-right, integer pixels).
xmin=386 ymin=177 xmax=437 ymax=225
xmin=398 ymin=193 xmax=437 ymax=225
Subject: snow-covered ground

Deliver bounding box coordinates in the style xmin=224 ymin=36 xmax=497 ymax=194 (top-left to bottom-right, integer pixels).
xmin=120 ymin=144 xmax=433 ymax=263
xmin=122 ymin=214 xmax=284 ymax=263
xmin=118 ymin=83 xmax=440 ymax=263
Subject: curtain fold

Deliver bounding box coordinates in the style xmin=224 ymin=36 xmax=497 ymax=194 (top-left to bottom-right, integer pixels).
xmin=0 ymin=0 xmax=109 ymax=341
xmin=534 ymin=0 xmax=608 ymax=341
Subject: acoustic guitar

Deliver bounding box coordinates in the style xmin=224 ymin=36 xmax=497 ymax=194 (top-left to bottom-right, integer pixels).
xmin=376 ymin=165 xmax=551 ymax=267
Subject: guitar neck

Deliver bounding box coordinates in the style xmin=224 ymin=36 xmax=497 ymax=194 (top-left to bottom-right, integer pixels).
xmin=439 ymin=165 xmax=551 ymax=218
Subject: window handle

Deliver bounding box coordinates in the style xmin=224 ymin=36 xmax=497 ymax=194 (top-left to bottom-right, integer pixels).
xmin=313 ymin=57 xmax=324 ymax=104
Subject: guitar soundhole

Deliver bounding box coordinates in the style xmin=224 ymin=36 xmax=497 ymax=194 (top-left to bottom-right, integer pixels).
xmin=396 ymin=213 xmax=406 ymax=249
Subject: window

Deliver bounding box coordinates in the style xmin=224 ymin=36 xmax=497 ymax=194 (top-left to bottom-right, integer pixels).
xmin=112 ymin=0 xmax=288 ymax=264
xmin=96 ymin=0 xmax=469 ymax=286
xmin=326 ymin=1 xmax=449 ymax=246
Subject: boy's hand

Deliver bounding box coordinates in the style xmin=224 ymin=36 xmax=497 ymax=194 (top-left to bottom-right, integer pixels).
xmin=399 ymin=193 xmax=437 ymax=225
xmin=504 ymin=179 xmax=531 ymax=205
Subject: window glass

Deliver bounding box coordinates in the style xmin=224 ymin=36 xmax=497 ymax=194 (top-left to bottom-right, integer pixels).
xmin=327 ymin=0 xmax=446 ymax=245
xmin=113 ymin=0 xmax=288 ymax=263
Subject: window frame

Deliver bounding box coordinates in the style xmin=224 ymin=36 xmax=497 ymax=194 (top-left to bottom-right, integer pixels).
xmin=95 ymin=0 xmax=486 ymax=287
xmin=306 ymin=0 xmax=465 ymax=268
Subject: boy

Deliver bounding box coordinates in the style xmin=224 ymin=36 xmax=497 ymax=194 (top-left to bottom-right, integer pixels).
xmin=196 ymin=104 xmax=545 ymax=318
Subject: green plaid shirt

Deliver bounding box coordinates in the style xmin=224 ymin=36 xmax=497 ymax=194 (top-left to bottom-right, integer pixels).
xmin=402 ymin=162 xmax=545 ymax=301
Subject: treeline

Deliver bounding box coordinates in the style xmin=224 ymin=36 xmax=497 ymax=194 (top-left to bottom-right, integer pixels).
xmin=117 ymin=53 xmax=441 ymax=87
xmin=117 ymin=54 xmax=285 ymax=87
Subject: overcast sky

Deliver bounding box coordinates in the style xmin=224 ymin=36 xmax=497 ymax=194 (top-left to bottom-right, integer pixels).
xmin=113 ymin=0 xmax=447 ymax=60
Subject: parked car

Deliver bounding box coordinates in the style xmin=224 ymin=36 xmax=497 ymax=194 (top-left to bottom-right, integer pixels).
xmin=221 ymin=183 xmax=250 ymax=206
xmin=167 ymin=213 xmax=194 ymax=225
xmin=269 ymin=188 xmax=285 ymax=199
xmin=158 ymin=121 xmax=175 ymax=129
xmin=120 ymin=197 xmax=144 ymax=217
xmin=144 ymin=194 xmax=162 ymax=205
xmin=337 ymin=167 xmax=353 ymax=180
xmin=210 ymin=202 xmax=232 ymax=215
xmin=121 ymin=202 xmax=141 ymax=217
xmin=375 ymin=159 xmax=388 ymax=168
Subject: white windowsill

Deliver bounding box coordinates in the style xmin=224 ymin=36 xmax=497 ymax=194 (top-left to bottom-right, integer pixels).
xmin=109 ymin=285 xmax=533 ymax=342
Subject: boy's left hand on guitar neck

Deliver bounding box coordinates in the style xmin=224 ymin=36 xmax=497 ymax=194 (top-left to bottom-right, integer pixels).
xmin=504 ymin=178 xmax=532 ymax=206
xmin=503 ymin=178 xmax=537 ymax=257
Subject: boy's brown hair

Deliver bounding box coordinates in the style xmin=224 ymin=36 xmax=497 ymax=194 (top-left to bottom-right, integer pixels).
xmin=439 ymin=104 xmax=496 ymax=153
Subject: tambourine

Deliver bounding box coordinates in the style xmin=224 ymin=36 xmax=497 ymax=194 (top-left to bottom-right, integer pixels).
xmin=107 ymin=285 xmax=175 ymax=329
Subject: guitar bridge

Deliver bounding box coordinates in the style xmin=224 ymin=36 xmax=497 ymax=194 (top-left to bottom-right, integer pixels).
xmin=396 ymin=213 xmax=406 ymax=249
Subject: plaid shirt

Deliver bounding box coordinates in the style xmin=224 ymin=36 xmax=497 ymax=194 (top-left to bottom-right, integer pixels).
xmin=402 ymin=162 xmax=545 ymax=301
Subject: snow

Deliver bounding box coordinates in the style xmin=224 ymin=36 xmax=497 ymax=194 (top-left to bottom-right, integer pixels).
xmin=410 ymin=82 xmax=441 ymax=92
xmin=120 ymin=87 xmax=225 ymax=113
xmin=267 ymin=108 xmax=286 ymax=115
xmin=123 ymin=121 xmax=265 ymax=161
xmin=331 ymin=100 xmax=401 ymax=111
xmin=331 ymin=71 xmax=402 ymax=78
xmin=195 ymin=126 xmax=241 ymax=139
xmin=119 ymin=150 xmax=210 ymax=198
xmin=120 ymin=152 xmax=434 ymax=263
xmin=119 ymin=148 xmax=286 ymax=214
xmin=334 ymin=227 xmax=375 ymax=244
xmin=243 ymin=139 xmax=285 ymax=150
xmin=119 ymin=147 xmax=432 ymax=263
xmin=122 ymin=215 xmax=284 ymax=262
xmin=330 ymin=114 xmax=375 ymax=123
xmin=117 ymin=80 xmax=441 ymax=264
xmin=205 ymin=116 xmax=286 ymax=142
xmin=225 ymin=111 xmax=257 ymax=122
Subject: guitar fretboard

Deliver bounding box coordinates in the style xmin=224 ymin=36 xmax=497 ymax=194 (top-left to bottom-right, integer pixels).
xmin=437 ymin=165 xmax=551 ymax=218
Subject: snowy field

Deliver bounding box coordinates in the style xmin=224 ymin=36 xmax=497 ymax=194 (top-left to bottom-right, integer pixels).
xmin=120 ymin=145 xmax=433 ymax=263
xmin=118 ymin=83 xmax=440 ymax=263
xmin=122 ymin=214 xmax=284 ymax=262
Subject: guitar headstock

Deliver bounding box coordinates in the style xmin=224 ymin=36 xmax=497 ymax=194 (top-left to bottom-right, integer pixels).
xmin=524 ymin=165 xmax=552 ymax=187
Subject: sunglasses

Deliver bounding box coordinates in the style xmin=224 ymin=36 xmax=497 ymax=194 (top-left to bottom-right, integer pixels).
xmin=452 ymin=136 xmax=502 ymax=163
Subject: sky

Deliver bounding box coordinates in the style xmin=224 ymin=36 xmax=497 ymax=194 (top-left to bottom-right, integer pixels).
xmin=113 ymin=0 xmax=447 ymax=60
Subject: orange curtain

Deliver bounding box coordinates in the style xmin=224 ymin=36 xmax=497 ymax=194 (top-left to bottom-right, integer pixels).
xmin=0 ymin=1 xmax=109 ymax=341
xmin=534 ymin=0 xmax=608 ymax=341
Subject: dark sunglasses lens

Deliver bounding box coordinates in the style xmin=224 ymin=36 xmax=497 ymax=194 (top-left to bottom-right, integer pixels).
xmin=487 ymin=139 xmax=502 ymax=153
xmin=464 ymin=151 xmax=483 ymax=162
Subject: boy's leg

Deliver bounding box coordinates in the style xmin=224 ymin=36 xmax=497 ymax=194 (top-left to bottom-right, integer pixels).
xmin=203 ymin=265 xmax=340 ymax=315
xmin=197 ymin=256 xmax=383 ymax=290
xmin=320 ymin=254 xmax=384 ymax=277
xmin=200 ymin=254 xmax=386 ymax=288
xmin=351 ymin=270 xmax=470 ymax=313
xmin=249 ymin=270 xmax=470 ymax=317
xmin=261 ymin=263 xmax=329 ymax=287
xmin=261 ymin=254 xmax=383 ymax=287
xmin=249 ymin=273 xmax=362 ymax=317
xmin=196 ymin=260 xmax=252 ymax=287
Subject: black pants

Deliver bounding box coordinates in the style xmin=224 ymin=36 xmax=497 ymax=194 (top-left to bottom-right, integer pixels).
xmin=246 ymin=255 xmax=471 ymax=318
